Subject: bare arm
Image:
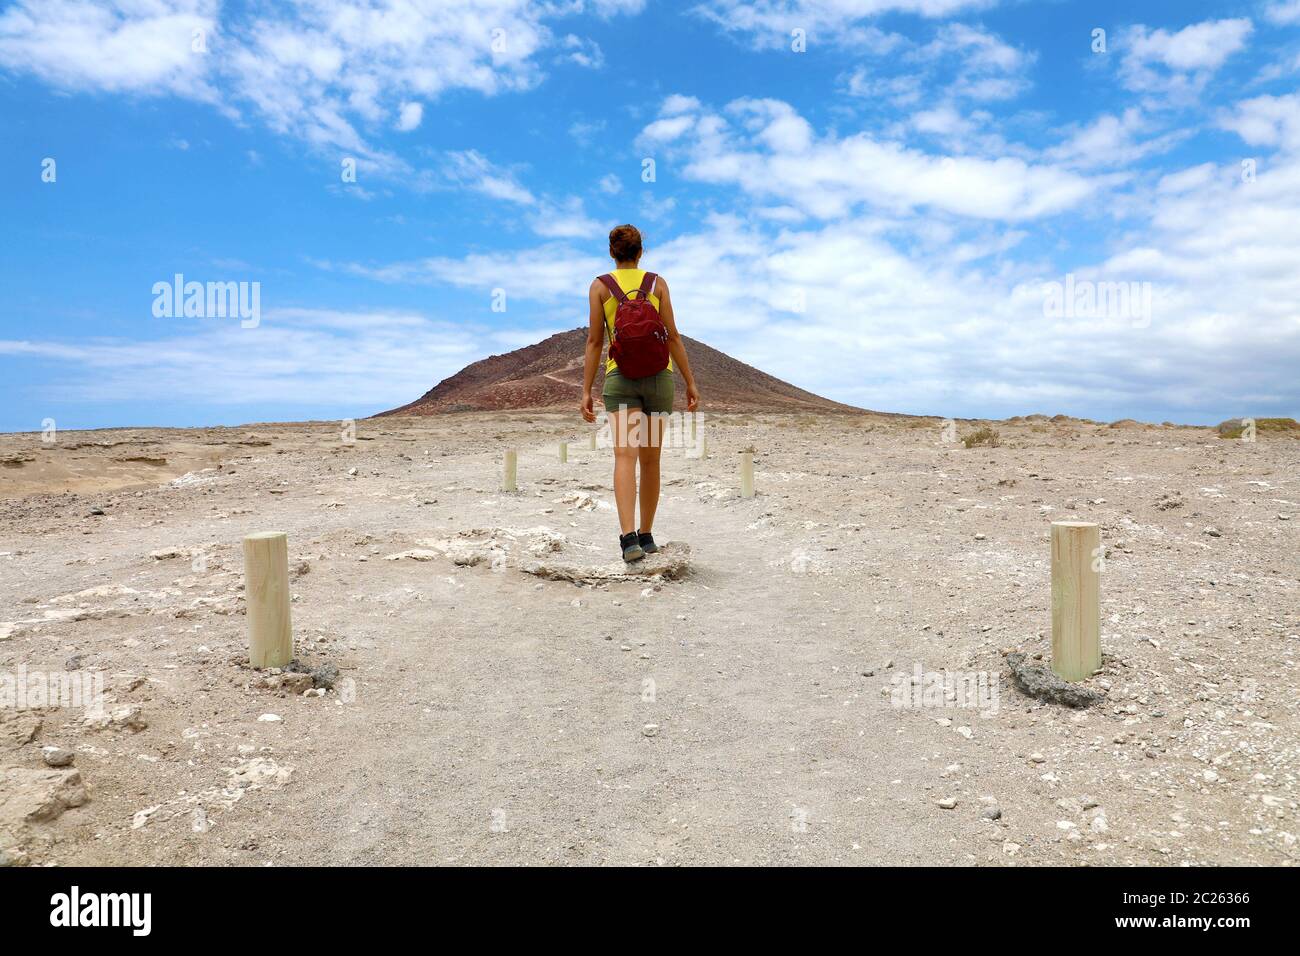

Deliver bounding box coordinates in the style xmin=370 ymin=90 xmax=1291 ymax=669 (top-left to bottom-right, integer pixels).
xmin=655 ymin=278 xmax=699 ymax=411
xmin=581 ymin=279 xmax=605 ymax=422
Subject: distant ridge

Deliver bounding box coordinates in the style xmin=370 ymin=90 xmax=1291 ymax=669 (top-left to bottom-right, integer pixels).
xmin=376 ymin=328 xmax=862 ymax=415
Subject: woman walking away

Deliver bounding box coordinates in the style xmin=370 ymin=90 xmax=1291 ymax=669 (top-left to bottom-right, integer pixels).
xmin=582 ymin=224 xmax=700 ymax=562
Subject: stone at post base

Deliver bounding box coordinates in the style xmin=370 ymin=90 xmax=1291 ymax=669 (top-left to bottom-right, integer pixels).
xmin=1006 ymin=652 xmax=1104 ymax=708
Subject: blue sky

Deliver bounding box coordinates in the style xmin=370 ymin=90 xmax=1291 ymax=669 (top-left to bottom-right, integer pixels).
xmin=2 ymin=0 xmax=1298 ymax=431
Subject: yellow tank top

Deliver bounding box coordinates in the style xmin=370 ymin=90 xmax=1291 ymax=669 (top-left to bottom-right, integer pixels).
xmin=601 ymin=268 xmax=673 ymax=374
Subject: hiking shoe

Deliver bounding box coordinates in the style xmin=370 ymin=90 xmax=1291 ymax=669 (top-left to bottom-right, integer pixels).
xmin=638 ymin=531 xmax=659 ymax=554
xmin=620 ymin=532 xmax=644 ymax=562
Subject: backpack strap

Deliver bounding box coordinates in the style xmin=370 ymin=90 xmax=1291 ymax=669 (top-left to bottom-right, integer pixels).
xmin=635 ymin=272 xmax=658 ymax=301
xmin=597 ymin=273 xmax=628 ymax=303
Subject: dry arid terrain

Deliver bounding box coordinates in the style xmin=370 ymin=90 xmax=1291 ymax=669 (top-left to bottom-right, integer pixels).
xmin=1 ymin=411 xmax=1297 ymax=866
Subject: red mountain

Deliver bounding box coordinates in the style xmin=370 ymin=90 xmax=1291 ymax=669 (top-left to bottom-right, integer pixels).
xmin=376 ymin=328 xmax=860 ymax=415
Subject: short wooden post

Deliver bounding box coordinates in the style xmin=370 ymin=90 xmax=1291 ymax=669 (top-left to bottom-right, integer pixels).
xmin=740 ymin=451 xmax=754 ymax=498
xmin=502 ymin=450 xmax=517 ymax=492
xmin=243 ymin=532 xmax=292 ymax=669
xmin=588 ymin=432 xmax=597 ymax=450
xmin=1050 ymin=521 xmax=1101 ymax=681
xmin=559 ymin=442 xmax=568 ymax=464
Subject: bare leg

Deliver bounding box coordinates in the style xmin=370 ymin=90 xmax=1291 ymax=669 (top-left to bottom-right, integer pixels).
xmin=637 ymin=413 xmax=663 ymax=532
xmin=610 ymin=407 xmax=642 ymax=535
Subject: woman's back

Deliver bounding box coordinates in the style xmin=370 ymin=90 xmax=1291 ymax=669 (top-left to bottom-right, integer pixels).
xmin=600 ymin=268 xmax=672 ymax=374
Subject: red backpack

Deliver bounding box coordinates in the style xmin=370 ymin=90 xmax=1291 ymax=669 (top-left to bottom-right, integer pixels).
xmin=598 ymin=271 xmax=670 ymax=379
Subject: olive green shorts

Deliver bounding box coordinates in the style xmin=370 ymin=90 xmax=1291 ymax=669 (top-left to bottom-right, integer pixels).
xmin=602 ymin=368 xmax=674 ymax=414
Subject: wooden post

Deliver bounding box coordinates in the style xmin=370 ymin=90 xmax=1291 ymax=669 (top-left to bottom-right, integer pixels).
xmin=588 ymin=432 xmax=597 ymax=450
xmin=699 ymin=433 xmax=708 ymax=459
xmin=502 ymin=450 xmax=517 ymax=492
xmin=1050 ymin=521 xmax=1101 ymax=681
xmin=740 ymin=451 xmax=754 ymax=498
xmin=559 ymin=442 xmax=568 ymax=464
xmin=243 ymin=532 xmax=292 ymax=669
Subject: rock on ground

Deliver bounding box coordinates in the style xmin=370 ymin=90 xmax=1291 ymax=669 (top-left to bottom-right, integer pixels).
xmin=1005 ymin=652 xmax=1105 ymax=708
xmin=522 ymin=542 xmax=692 ymax=584
xmin=0 ymin=767 xmax=89 ymax=825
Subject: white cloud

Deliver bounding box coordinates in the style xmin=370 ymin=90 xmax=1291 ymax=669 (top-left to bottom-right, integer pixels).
xmin=912 ymin=104 xmax=977 ymax=137
xmin=328 ymin=247 xmax=606 ymax=300
xmin=443 ymin=150 xmax=536 ymax=205
xmin=0 ymin=0 xmax=218 ymax=98
xmin=396 ymin=101 xmax=423 ymax=131
xmin=0 ymin=308 xmax=498 ymax=410
xmin=693 ymin=0 xmax=993 ymax=50
xmin=842 ymin=69 xmax=926 ymax=107
xmin=639 ymin=113 xmax=698 ymax=145
xmin=637 ymin=192 xmax=677 ymax=225
xmin=730 ymin=99 xmax=814 ymax=152
xmin=0 ymin=0 xmax=640 ymax=167
xmin=1253 ymin=48 xmax=1300 ymax=84
xmin=1045 ymin=109 xmax=1187 ymax=169
xmin=559 ymin=33 xmax=604 ymax=68
xmin=1120 ymin=19 xmax=1254 ymax=103
xmin=433 ymin=150 xmax=606 ymax=239
xmin=1128 ymin=18 xmax=1254 ymax=72
xmin=705 ymin=169 xmax=1298 ymax=419
xmin=586 ymin=0 xmax=648 ymax=15
xmin=216 ymin=3 xmax=553 ymax=168
xmin=1218 ymin=93 xmax=1300 ymax=152
xmin=1263 ymin=0 xmax=1300 ymax=25
xmin=841 ymin=22 xmax=1032 ymax=110
xmin=662 ymin=94 xmax=702 ymax=115
xmin=568 ymin=119 xmax=606 ymax=145
xmin=638 ymin=95 xmax=1097 ymax=221
xmin=529 ymin=197 xmax=606 ymax=239
xmin=917 ymin=22 xmax=1029 ymax=81
xmin=754 ymin=205 xmax=807 ymax=223
xmin=1155 ymin=162 xmax=1216 ymax=195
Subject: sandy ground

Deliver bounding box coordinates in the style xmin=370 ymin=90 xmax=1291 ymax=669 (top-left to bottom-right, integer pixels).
xmin=0 ymin=412 xmax=1296 ymax=866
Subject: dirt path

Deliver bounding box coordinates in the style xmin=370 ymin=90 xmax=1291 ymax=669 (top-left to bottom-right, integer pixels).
xmin=287 ymin=449 xmax=981 ymax=865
